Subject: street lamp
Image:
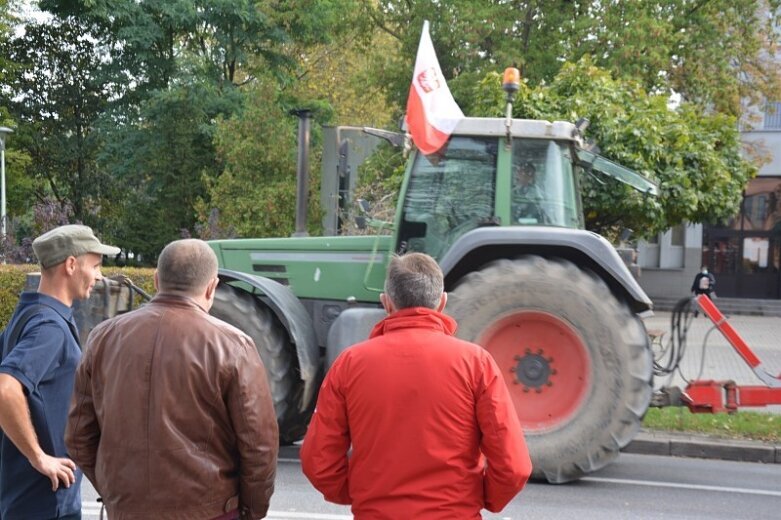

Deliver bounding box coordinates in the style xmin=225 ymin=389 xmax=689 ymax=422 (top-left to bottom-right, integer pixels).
xmin=0 ymin=126 xmax=13 ymax=240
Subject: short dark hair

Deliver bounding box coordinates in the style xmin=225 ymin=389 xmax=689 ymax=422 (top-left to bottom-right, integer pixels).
xmin=517 ymin=162 xmax=535 ymax=176
xmin=384 ymin=253 xmax=444 ymax=309
xmin=157 ymin=239 xmax=218 ymax=294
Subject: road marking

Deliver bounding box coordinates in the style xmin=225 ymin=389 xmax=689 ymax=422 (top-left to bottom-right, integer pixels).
xmin=582 ymin=476 xmax=781 ymax=497
xmin=81 ymin=502 xmax=351 ymax=519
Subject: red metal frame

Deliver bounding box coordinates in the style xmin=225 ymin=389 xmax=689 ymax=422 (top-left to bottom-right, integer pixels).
xmin=684 ymin=380 xmax=781 ymax=413
xmin=680 ymin=295 xmax=781 ymax=413
xmin=695 ymin=294 xmax=761 ymax=368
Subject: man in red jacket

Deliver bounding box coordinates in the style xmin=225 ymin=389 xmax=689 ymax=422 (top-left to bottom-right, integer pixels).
xmin=301 ymin=252 xmax=532 ymax=519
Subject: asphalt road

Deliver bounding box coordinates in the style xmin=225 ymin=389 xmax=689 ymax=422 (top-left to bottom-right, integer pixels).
xmin=76 ymin=310 xmax=781 ymax=518
xmin=79 ymin=452 xmax=781 ymax=519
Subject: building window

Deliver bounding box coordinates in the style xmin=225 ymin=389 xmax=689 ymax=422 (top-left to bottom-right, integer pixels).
xmin=670 ymin=224 xmax=685 ymax=247
xmin=764 ymin=102 xmax=781 ymax=129
xmin=743 ymin=237 xmax=769 ymax=272
xmin=744 ymin=178 xmax=781 ymax=232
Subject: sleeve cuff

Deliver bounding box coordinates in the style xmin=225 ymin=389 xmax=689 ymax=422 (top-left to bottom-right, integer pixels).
xmin=0 ymin=366 xmax=36 ymax=394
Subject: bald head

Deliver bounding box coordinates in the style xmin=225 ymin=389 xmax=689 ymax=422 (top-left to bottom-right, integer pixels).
xmin=156 ymin=239 xmax=218 ymax=296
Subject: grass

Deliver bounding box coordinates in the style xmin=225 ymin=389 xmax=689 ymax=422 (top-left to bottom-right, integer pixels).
xmin=642 ymin=407 xmax=781 ymax=443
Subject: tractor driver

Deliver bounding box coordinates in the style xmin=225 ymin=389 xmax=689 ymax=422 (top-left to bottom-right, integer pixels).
xmin=512 ymin=161 xmax=545 ymax=223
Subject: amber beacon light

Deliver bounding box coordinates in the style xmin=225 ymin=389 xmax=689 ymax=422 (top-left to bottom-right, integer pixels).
xmin=503 ymin=67 xmax=521 ymax=96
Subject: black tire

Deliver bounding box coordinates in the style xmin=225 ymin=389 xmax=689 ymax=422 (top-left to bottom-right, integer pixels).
xmin=210 ymin=283 xmax=310 ymax=444
xmin=446 ymin=256 xmax=652 ymax=483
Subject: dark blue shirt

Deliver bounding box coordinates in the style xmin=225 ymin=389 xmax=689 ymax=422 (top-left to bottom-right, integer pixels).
xmin=0 ymin=292 xmax=83 ymax=519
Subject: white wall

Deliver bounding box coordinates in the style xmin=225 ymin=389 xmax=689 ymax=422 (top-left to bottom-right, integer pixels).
xmin=636 ymin=224 xmax=703 ymax=300
xmin=742 ymin=131 xmax=781 ymax=176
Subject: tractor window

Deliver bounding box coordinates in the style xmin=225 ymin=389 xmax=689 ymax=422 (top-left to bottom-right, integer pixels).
xmin=512 ymin=139 xmax=580 ymax=227
xmin=398 ymin=136 xmax=497 ymax=259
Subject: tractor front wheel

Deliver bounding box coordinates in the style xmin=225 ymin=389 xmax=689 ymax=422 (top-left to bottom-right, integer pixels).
xmin=446 ymin=256 xmax=652 ymax=483
xmin=210 ymin=283 xmax=309 ymax=444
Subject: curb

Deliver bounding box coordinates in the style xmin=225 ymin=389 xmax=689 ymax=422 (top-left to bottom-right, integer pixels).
xmin=283 ymin=432 xmax=781 ymax=465
xmin=622 ymin=430 xmax=781 ymax=464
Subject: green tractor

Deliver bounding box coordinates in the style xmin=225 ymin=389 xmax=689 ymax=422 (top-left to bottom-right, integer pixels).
xmin=207 ymin=109 xmax=659 ymax=483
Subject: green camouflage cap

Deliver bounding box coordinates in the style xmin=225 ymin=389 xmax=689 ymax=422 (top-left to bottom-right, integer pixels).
xmin=32 ymin=224 xmax=121 ymax=269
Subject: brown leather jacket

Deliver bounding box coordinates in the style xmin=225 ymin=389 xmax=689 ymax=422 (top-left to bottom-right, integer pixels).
xmin=66 ymin=294 xmax=279 ymax=519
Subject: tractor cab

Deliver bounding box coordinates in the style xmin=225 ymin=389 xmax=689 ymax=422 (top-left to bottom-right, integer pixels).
xmin=393 ymin=116 xmax=658 ymax=261
xmin=395 ymin=118 xmax=584 ymax=260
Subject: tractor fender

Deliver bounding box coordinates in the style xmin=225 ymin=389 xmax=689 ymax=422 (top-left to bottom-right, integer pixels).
xmin=217 ymin=269 xmax=320 ymax=409
xmin=438 ymin=227 xmax=653 ymax=314
xmin=325 ymin=307 xmax=386 ymax=369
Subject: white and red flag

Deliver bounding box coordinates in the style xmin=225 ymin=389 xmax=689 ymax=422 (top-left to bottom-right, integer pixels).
xmin=405 ymin=21 xmax=464 ymax=155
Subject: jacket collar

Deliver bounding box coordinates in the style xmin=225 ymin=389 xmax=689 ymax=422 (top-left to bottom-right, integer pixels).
xmin=369 ymin=307 xmax=457 ymax=338
xmin=150 ymin=292 xmax=209 ymax=313
xmin=20 ymin=291 xmax=74 ymax=321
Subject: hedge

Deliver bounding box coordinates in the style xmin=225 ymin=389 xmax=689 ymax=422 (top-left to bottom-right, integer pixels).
xmin=0 ymin=265 xmax=157 ymax=329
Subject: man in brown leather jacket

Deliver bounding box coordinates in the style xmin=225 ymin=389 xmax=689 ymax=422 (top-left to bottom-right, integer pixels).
xmin=66 ymin=239 xmax=279 ymax=519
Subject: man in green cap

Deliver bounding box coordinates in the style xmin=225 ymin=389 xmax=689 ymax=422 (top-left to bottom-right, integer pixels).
xmin=0 ymin=224 xmax=119 ymax=519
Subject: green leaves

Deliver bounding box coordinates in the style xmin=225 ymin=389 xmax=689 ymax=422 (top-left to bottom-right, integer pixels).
xmin=2 ymin=0 xmax=773 ymax=259
xmin=471 ymin=58 xmax=754 ymax=239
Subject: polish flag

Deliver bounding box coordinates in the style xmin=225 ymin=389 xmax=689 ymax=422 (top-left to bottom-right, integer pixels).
xmin=405 ymin=21 xmax=464 ymax=156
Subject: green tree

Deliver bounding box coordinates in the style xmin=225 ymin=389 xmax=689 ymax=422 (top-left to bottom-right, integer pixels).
xmin=471 ymin=59 xmax=753 ymax=238
xmin=33 ymin=0 xmax=354 ymax=258
xmin=363 ymin=1 xmax=781 ymax=118
xmin=291 ymin=29 xmax=397 ymax=128
xmin=202 ymin=8 xmax=393 ymax=238
xmin=201 ymin=76 xmax=318 ymax=238
xmin=99 ymin=82 xmax=236 ymax=259
xmin=2 ymin=17 xmax=113 ymax=224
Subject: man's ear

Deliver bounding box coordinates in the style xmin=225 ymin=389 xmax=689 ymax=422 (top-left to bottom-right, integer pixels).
xmin=153 ymin=270 xmax=160 ymax=292
xmin=437 ymin=292 xmax=447 ymax=312
xmin=205 ymin=276 xmax=219 ymax=301
xmin=380 ymin=293 xmax=395 ymax=315
xmin=63 ymin=256 xmax=77 ymax=276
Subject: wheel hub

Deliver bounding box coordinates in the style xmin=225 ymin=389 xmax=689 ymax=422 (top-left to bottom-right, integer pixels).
xmin=477 ymin=310 xmax=591 ymax=432
xmin=513 ymin=349 xmax=555 ymax=391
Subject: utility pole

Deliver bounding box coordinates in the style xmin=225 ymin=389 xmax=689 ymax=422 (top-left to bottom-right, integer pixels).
xmin=0 ymin=126 xmax=13 ymax=242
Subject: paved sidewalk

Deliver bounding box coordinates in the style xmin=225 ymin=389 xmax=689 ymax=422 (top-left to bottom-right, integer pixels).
xmin=632 ymin=310 xmax=781 ymax=464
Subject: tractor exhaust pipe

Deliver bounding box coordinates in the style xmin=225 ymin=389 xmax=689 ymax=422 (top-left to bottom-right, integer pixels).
xmin=292 ymin=109 xmax=312 ymax=237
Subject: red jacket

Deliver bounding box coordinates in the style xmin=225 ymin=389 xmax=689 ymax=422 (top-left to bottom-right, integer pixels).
xmin=301 ymin=307 xmax=532 ymax=519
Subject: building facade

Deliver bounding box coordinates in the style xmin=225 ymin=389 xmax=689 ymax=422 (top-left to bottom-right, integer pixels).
xmin=636 ymin=104 xmax=781 ymax=301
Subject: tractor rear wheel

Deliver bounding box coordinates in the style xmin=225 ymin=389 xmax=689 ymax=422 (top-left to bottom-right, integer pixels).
xmin=210 ymin=283 xmax=309 ymax=444
xmin=446 ymin=256 xmax=652 ymax=483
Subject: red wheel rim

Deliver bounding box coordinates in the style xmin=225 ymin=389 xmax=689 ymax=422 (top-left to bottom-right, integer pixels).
xmin=478 ymin=311 xmax=592 ymax=432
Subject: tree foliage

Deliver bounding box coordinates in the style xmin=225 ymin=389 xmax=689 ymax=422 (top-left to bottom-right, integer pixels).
xmin=467 ymin=58 xmax=754 ymax=237
xmin=98 ymin=81 xmax=235 ymax=259
xmin=204 ymin=15 xmax=396 ymax=238
xmin=364 ymin=0 xmax=781 ymax=117
xmin=21 ymin=0 xmax=356 ymax=260
xmin=0 ymin=0 xmax=775 ymax=260
xmin=200 ymin=76 xmax=308 ymax=238
xmin=2 ymin=17 xmax=113 ymax=224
